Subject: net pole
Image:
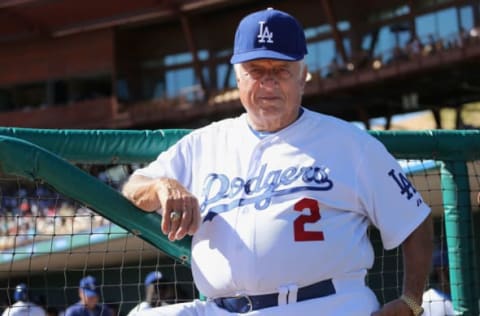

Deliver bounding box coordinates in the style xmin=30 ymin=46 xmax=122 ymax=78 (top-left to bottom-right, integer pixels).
xmin=441 ymin=161 xmax=478 ymax=315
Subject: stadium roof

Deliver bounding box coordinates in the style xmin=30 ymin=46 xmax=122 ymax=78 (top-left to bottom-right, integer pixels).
xmin=0 ymin=0 xmax=425 ymax=43
xmin=1 ymin=0 xmax=479 ymax=129
xmin=0 ymin=0 xmax=240 ymax=41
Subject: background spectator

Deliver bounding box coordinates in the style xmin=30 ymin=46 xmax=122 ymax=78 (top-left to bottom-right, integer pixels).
xmin=1 ymin=283 xmax=46 ymax=316
xmin=64 ymin=276 xmax=112 ymax=316
xmin=126 ymin=271 xmax=176 ymax=316
xmin=421 ymin=247 xmax=456 ymax=315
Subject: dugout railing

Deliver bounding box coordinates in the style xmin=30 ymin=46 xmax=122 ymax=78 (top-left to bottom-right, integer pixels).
xmin=0 ymin=128 xmax=478 ymax=315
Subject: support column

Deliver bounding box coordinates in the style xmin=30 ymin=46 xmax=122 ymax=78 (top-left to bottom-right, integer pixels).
xmin=441 ymin=162 xmax=478 ymax=315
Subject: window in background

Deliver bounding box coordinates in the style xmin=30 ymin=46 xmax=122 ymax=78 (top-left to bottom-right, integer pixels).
xmin=0 ymin=88 xmax=13 ymax=112
xmin=459 ymin=6 xmax=474 ymax=31
xmin=306 ymin=39 xmax=335 ymax=77
xmin=53 ymin=80 xmax=68 ymax=105
xmin=164 ymin=50 xmax=208 ymax=101
xmin=14 ymin=82 xmax=47 ymax=110
xmin=70 ymin=74 xmax=112 ymax=102
xmin=216 ymin=64 xmax=236 ymax=90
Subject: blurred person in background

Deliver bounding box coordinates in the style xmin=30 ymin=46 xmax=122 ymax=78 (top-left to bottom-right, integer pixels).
xmin=64 ymin=276 xmax=112 ymax=316
xmin=127 ymin=271 xmax=176 ymax=316
xmin=1 ymin=283 xmax=46 ymax=316
xmin=421 ymin=247 xmax=456 ymax=315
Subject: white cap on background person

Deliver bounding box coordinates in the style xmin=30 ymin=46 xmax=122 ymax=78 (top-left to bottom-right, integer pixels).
xmin=144 ymin=271 xmax=163 ymax=286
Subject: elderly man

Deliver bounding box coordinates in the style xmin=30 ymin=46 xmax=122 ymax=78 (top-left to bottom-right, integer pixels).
xmin=122 ymin=7 xmax=432 ymax=316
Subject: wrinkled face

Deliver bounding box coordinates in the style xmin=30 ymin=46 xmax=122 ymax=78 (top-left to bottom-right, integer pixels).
xmin=235 ymin=59 xmax=307 ymax=132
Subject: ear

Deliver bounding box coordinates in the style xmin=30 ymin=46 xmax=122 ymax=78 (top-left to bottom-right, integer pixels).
xmin=299 ymin=63 xmax=308 ymax=93
xmin=302 ymin=64 xmax=308 ymax=83
xmin=234 ymin=65 xmax=241 ymax=85
xmin=236 ymin=75 xmax=241 ymax=85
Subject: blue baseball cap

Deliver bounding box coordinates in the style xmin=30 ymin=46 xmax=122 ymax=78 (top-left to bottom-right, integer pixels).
xmin=145 ymin=271 xmax=163 ymax=286
xmin=79 ymin=276 xmax=99 ymax=298
xmin=14 ymin=283 xmax=28 ymax=302
xmin=230 ymin=8 xmax=308 ymax=64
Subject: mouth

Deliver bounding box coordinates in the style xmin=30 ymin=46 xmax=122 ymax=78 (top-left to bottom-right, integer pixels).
xmin=259 ymin=95 xmax=281 ymax=102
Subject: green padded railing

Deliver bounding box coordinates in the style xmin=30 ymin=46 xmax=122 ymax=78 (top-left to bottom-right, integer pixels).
xmin=0 ymin=127 xmax=190 ymax=163
xmin=0 ymin=134 xmax=192 ymax=264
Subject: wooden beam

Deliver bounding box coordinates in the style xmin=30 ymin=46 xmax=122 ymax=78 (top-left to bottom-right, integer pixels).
xmin=223 ymin=65 xmax=233 ymax=90
xmin=470 ymin=0 xmax=480 ymax=27
xmin=407 ymin=0 xmax=417 ymax=37
xmin=455 ymin=106 xmax=464 ymax=129
xmin=320 ymin=0 xmax=347 ymax=64
xmin=355 ymin=105 xmax=370 ymax=129
xmin=179 ymin=12 xmax=208 ymax=99
xmin=52 ymin=6 xmax=176 ymax=37
xmin=1 ymin=8 xmax=50 ymax=36
xmin=0 ymin=0 xmax=47 ymax=9
xmin=385 ymin=115 xmax=392 ymax=130
xmin=51 ymin=0 xmax=231 ymax=38
xmin=432 ymin=108 xmax=442 ymax=129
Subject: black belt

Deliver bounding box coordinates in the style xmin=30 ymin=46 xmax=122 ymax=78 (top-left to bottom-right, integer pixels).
xmin=213 ymin=279 xmax=335 ymax=313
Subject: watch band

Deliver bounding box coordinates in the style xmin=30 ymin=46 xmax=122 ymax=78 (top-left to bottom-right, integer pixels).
xmin=400 ymin=294 xmax=424 ymax=316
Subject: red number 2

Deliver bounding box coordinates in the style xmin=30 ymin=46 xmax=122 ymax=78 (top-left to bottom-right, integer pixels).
xmin=293 ymin=198 xmax=324 ymax=242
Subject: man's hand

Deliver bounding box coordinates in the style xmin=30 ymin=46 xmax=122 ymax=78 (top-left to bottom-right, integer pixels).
xmin=122 ymin=175 xmax=201 ymax=241
xmin=154 ymin=178 xmax=201 ymax=241
xmin=372 ymin=214 xmax=432 ymax=316
xmin=371 ymin=298 xmax=413 ymax=315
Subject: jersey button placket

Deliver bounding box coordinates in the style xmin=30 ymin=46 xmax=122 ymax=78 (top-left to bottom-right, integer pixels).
xmin=238 ymin=138 xmax=269 ymax=288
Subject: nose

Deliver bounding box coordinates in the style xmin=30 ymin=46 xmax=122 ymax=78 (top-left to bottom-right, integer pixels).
xmin=260 ymin=69 xmax=279 ymax=86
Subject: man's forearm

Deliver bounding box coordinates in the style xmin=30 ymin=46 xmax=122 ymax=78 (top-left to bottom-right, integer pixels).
xmin=402 ymin=213 xmax=434 ymax=302
xmin=122 ymin=175 xmax=162 ymax=212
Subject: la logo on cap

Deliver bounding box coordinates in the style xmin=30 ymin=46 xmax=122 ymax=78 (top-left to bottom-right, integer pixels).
xmin=257 ymin=21 xmax=274 ymax=43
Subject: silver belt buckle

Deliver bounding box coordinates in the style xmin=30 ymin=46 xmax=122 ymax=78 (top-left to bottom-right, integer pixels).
xmin=236 ymin=295 xmax=253 ymax=312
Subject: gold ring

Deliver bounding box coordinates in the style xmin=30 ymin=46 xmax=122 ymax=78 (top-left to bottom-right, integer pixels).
xmin=170 ymin=211 xmax=182 ymax=222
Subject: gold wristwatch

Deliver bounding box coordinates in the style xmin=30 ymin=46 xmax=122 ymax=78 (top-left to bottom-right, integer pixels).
xmin=400 ymin=294 xmax=424 ymax=316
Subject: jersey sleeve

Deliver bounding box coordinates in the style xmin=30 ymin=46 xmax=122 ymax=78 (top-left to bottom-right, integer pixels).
xmin=356 ymin=137 xmax=431 ymax=250
xmin=132 ymin=135 xmax=193 ymax=189
xmin=63 ymin=306 xmax=77 ymax=316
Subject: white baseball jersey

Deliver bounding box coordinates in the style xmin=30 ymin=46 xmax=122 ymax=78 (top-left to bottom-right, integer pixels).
xmin=127 ymin=301 xmax=170 ymax=316
xmin=134 ymin=108 xmax=430 ymax=315
xmin=126 ymin=302 xmax=150 ymax=316
xmin=422 ymin=288 xmax=456 ymax=316
xmin=1 ymin=302 xmax=46 ymax=316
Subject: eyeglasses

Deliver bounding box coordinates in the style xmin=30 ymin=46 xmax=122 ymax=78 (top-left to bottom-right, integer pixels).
xmin=241 ymin=66 xmax=294 ymax=81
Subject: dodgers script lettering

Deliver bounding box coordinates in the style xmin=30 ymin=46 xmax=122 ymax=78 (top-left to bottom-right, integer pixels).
xmin=201 ymin=163 xmax=333 ymax=221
